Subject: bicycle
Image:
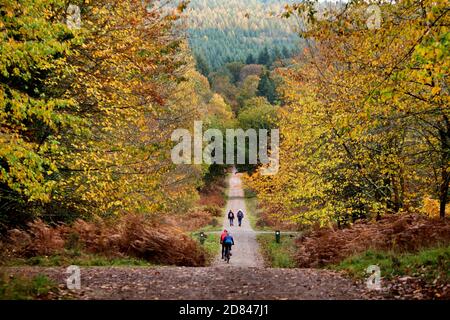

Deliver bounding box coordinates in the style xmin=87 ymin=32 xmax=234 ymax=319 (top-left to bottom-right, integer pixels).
xmin=224 ymin=244 xmax=232 ymax=263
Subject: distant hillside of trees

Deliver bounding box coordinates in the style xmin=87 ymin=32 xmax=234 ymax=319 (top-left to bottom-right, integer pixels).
xmin=181 ymin=0 xmax=302 ymax=70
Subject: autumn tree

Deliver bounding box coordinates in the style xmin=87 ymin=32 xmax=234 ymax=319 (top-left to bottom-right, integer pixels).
xmin=0 ymin=0 xmax=82 ymax=227
xmin=54 ymin=0 xmax=208 ymax=217
xmin=209 ymin=72 xmax=239 ymax=112
xmin=239 ymin=64 xmax=264 ymax=83
xmin=246 ymin=0 xmax=450 ymax=226
xmin=237 ymin=75 xmax=260 ymax=109
xmin=236 ymin=96 xmax=278 ymax=174
xmin=0 ymin=0 xmax=217 ymax=227
xmin=257 ymin=71 xmax=278 ymax=104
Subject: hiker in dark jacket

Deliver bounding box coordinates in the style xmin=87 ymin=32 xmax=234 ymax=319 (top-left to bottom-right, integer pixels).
xmin=228 ymin=210 xmax=235 ymax=226
xmin=237 ymin=209 xmax=244 ymax=227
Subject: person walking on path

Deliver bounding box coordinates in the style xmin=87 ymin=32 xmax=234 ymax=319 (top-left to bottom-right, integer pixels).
xmin=237 ymin=209 xmax=244 ymax=227
xmin=228 ymin=210 xmax=235 ymax=226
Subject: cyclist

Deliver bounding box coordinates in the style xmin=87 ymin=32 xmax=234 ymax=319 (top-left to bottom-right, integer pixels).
xmin=237 ymin=209 xmax=244 ymax=227
xmin=220 ymin=229 xmax=228 ymax=259
xmin=223 ymin=231 xmax=234 ymax=261
xmin=228 ymin=210 xmax=235 ymax=226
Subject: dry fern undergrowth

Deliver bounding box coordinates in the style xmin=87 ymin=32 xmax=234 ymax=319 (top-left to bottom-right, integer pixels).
xmin=167 ymin=208 xmax=222 ymax=232
xmin=198 ymin=178 xmax=226 ymax=208
xmin=4 ymin=214 xmax=206 ymax=267
xmin=296 ymin=214 xmax=450 ymax=268
xmin=168 ymin=179 xmax=226 ymax=232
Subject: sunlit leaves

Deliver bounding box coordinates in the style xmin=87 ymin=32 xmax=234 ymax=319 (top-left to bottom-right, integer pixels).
xmin=247 ymin=0 xmax=450 ymax=225
xmin=0 ymin=0 xmax=80 ymax=202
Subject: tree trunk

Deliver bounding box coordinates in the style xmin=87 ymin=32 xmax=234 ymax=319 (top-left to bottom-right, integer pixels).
xmin=439 ymin=167 xmax=449 ymax=219
xmin=438 ymin=116 xmax=450 ymax=219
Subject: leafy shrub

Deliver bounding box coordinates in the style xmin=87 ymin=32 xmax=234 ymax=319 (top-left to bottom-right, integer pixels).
xmin=0 ymin=274 xmax=57 ymax=300
xmin=202 ymin=205 xmax=222 ymax=217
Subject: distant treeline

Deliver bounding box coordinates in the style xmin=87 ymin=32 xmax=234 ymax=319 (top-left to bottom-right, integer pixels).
xmin=182 ymin=0 xmax=302 ymax=70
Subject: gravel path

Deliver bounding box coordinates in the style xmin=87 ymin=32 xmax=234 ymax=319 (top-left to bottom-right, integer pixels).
xmin=212 ymin=173 xmax=264 ymax=268
xmin=3 ymin=266 xmax=371 ymax=300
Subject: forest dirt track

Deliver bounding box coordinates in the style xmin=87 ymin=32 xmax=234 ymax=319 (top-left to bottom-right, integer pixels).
xmin=212 ymin=173 xmax=264 ymax=268
xmin=2 ymin=173 xmax=378 ymax=300
xmin=5 ymin=266 xmax=371 ymax=300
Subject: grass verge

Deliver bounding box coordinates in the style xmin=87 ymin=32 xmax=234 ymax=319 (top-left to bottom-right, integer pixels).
xmin=257 ymin=234 xmax=297 ymax=268
xmin=191 ymin=232 xmax=220 ymax=265
xmin=330 ymin=245 xmax=450 ymax=282
xmin=244 ymin=188 xmax=271 ymax=231
xmin=3 ymin=251 xmax=153 ymax=267
xmin=0 ymin=274 xmax=58 ymax=300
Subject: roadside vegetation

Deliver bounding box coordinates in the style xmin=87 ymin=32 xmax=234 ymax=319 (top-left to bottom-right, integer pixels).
xmin=0 ymin=274 xmax=58 ymax=300
xmin=330 ymin=246 xmax=450 ymax=299
xmin=191 ymin=232 xmax=221 ymax=265
xmin=0 ymin=215 xmax=207 ymax=268
xmin=3 ymin=253 xmax=152 ymax=267
xmin=0 ymin=0 xmax=233 ymax=269
xmin=243 ymin=188 xmax=296 ymax=231
xmin=0 ymin=173 xmax=229 ymax=268
xmin=257 ymin=234 xmax=296 ymax=268
xmin=331 ymin=246 xmax=450 ymax=282
xmin=293 ymin=214 xmax=450 ymax=298
xmin=245 ymin=188 xmax=298 ymax=268
xmin=187 ymin=174 xmax=229 ymax=265
xmin=175 ymin=173 xmax=229 ymax=233
xmin=243 ymin=189 xmax=266 ymax=231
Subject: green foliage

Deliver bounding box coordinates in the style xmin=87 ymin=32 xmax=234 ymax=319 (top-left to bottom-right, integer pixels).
xmin=5 ymin=253 xmax=153 ymax=267
xmin=236 ymin=97 xmax=278 ymax=173
xmin=194 ymin=53 xmax=211 ymax=77
xmin=257 ymin=72 xmax=278 ymax=104
xmin=238 ymin=97 xmax=278 ymax=130
xmin=257 ymin=234 xmax=297 ymax=268
xmin=243 ymin=188 xmax=271 ymax=231
xmin=0 ymin=274 xmax=57 ymax=300
xmin=191 ymin=232 xmax=220 ymax=264
xmin=0 ymin=0 xmax=82 ymax=205
xmin=257 ymin=47 xmax=272 ymax=66
xmin=246 ymin=54 xmax=256 ymax=64
xmin=235 ymin=70 xmax=282 ymax=189
xmin=281 ymin=46 xmax=290 ymax=59
xmin=332 ymin=246 xmax=450 ymax=282
xmin=185 ymin=0 xmax=301 ymax=70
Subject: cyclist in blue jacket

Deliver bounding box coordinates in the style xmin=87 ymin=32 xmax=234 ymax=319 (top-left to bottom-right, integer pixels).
xmin=222 ymin=232 xmax=234 ymax=259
